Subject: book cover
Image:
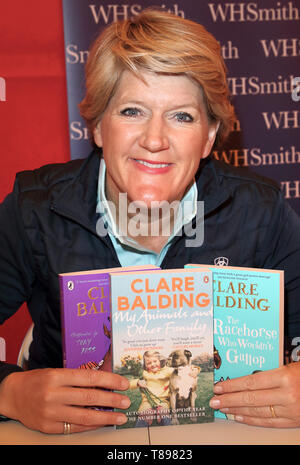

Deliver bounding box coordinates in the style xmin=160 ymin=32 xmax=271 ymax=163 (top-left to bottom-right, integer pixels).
xmin=185 ymin=264 xmax=284 ymax=420
xmin=110 ymin=268 xmax=214 ymax=428
xmin=59 ymin=265 xmax=159 ymax=370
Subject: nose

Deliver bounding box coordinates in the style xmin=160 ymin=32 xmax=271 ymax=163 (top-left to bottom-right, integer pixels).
xmin=139 ymin=116 xmax=169 ymax=153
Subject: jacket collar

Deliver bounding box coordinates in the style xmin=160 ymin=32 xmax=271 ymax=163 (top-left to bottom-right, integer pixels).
xmin=50 ymin=150 xmax=101 ymax=235
xmin=50 ymin=151 xmax=232 ymax=233
xmin=195 ymin=155 xmax=233 ymax=215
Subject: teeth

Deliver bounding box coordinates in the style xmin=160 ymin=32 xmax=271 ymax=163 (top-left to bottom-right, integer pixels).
xmin=136 ymin=159 xmax=170 ymax=168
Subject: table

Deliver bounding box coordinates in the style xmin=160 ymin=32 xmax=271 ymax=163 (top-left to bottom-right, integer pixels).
xmin=0 ymin=419 xmax=299 ymax=445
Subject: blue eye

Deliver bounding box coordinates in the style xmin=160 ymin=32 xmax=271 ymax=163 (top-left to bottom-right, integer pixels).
xmin=175 ymin=112 xmax=194 ymax=123
xmin=120 ymin=107 xmax=141 ymax=117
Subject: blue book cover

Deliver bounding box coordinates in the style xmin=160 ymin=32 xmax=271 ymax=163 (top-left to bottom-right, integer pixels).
xmin=110 ymin=268 xmax=214 ymax=428
xmin=185 ymin=264 xmax=284 ymax=420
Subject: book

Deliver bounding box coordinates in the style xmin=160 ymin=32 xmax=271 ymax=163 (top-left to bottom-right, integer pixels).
xmin=185 ymin=264 xmax=284 ymax=420
xmin=110 ymin=268 xmax=214 ymax=428
xmin=59 ymin=265 xmax=159 ymax=370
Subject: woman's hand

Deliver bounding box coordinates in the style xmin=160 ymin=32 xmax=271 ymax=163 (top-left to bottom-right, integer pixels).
xmin=0 ymin=367 xmax=130 ymax=434
xmin=209 ymin=361 xmax=300 ymax=428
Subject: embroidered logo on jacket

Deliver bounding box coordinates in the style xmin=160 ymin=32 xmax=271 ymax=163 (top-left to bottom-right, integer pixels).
xmin=214 ymin=257 xmax=229 ymax=266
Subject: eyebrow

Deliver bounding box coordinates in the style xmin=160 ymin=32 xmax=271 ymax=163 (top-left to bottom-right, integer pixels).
xmin=119 ymin=100 xmax=202 ymax=111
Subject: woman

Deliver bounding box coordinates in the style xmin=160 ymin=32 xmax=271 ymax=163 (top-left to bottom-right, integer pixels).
xmin=0 ymin=9 xmax=300 ymax=434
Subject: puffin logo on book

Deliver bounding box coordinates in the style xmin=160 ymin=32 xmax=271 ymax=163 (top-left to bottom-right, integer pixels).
xmin=67 ymin=281 xmax=74 ymax=291
xmin=214 ymin=257 xmax=229 ymax=266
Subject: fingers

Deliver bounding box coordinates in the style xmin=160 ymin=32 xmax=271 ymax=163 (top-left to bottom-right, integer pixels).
xmin=35 ymin=407 xmax=129 ymax=435
xmin=50 ymin=369 xmax=130 ymax=430
xmin=213 ymin=368 xmax=281 ymax=395
xmin=231 ymin=414 xmax=299 ymax=429
xmin=63 ymin=369 xmax=130 ymax=432
xmin=210 ymin=396 xmax=298 ymax=429
xmin=58 ymin=368 xmax=129 ymax=391
xmin=60 ymin=385 xmax=130 ymax=410
xmin=26 ymin=386 xmax=130 ymax=434
xmin=3 ymin=368 xmax=131 ymax=434
xmin=30 ymin=392 xmax=129 ymax=434
xmin=58 ymin=405 xmax=129 ymax=428
xmin=219 ymin=404 xmax=284 ymax=419
xmin=210 ymin=387 xmax=283 ymax=410
xmin=209 ymin=364 xmax=300 ymax=428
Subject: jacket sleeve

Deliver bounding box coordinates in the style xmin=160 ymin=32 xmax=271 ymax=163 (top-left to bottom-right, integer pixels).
xmin=0 ymin=180 xmax=36 ymax=387
xmin=262 ymin=192 xmax=300 ymax=343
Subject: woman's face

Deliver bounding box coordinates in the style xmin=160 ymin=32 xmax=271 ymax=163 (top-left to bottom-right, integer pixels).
xmin=94 ymin=70 xmax=218 ymax=209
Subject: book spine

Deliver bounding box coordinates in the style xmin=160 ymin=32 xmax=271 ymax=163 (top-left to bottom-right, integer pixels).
xmin=59 ymin=275 xmax=67 ymax=368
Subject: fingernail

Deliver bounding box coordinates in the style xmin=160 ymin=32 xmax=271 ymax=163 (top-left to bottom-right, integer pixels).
xmin=121 ymin=397 xmax=131 ymax=408
xmin=214 ymin=384 xmax=223 ymax=394
xmin=209 ymin=398 xmax=221 ymax=409
xmin=117 ymin=415 xmax=127 ymax=425
xmin=235 ymin=415 xmax=244 ymax=422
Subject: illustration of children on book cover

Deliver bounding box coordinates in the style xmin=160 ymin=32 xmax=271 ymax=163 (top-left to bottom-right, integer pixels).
xmin=110 ymin=268 xmax=215 ymax=428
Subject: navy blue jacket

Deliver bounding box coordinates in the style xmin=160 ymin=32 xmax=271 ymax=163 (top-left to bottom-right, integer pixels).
xmin=1 ymin=150 xmax=300 ymax=383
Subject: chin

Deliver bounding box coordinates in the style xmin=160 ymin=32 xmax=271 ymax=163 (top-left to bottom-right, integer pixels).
xmin=129 ymin=198 xmax=154 ymax=208
xmin=128 ymin=193 xmax=167 ymax=208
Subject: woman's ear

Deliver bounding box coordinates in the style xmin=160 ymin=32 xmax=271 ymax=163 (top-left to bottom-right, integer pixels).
xmin=93 ymin=122 xmax=103 ymax=148
xmin=202 ymin=120 xmax=220 ymax=159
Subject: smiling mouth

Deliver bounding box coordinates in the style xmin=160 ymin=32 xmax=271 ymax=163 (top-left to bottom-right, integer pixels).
xmin=134 ymin=159 xmax=171 ymax=168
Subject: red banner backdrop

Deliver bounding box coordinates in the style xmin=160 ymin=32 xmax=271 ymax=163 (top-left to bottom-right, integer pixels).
xmin=0 ymin=0 xmax=70 ymax=363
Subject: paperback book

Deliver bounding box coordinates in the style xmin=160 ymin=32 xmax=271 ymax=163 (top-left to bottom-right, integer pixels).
xmin=185 ymin=264 xmax=284 ymax=419
xmin=59 ymin=265 xmax=159 ymax=370
xmin=110 ymin=268 xmax=214 ymax=428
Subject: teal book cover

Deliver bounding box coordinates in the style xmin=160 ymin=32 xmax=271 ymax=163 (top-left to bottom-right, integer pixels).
xmin=185 ymin=265 xmax=284 ymax=420
xmin=110 ymin=268 xmax=214 ymax=428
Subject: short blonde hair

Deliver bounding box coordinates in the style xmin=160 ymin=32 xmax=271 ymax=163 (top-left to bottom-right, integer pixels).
xmin=79 ymin=8 xmax=235 ymax=146
xmin=143 ymin=350 xmax=166 ymax=369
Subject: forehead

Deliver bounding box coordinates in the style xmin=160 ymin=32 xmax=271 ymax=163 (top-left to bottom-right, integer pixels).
xmin=145 ymin=355 xmax=159 ymax=361
xmin=108 ymin=69 xmax=205 ymax=108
